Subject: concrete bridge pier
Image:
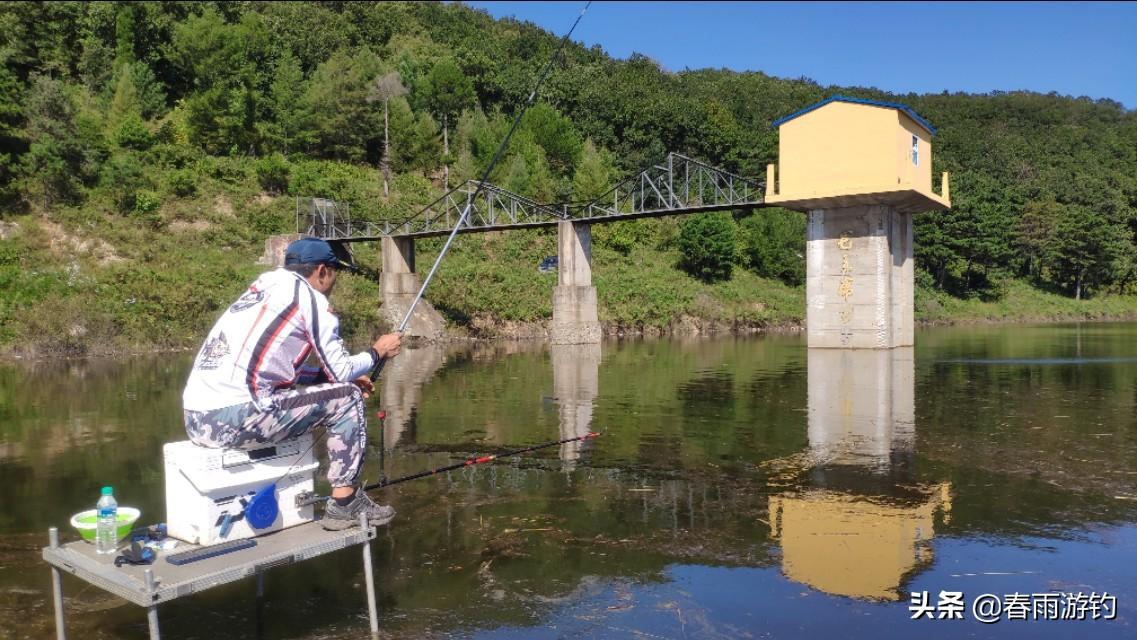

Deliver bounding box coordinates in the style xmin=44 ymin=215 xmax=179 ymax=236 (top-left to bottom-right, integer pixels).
xmin=259 ymin=233 xmax=303 ymax=267
xmin=380 ymin=236 xmax=446 ymax=339
xmin=551 ymin=221 xmax=602 ymax=344
xmin=806 ymin=205 xmax=913 ymax=349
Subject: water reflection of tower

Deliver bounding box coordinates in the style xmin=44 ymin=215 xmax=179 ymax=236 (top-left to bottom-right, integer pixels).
xmin=769 ymin=347 xmax=952 ymax=601
xmin=378 ymin=344 xmax=446 ymax=449
xmin=550 ymin=343 xmax=600 ymax=469
xmin=806 ymin=348 xmax=915 ymax=471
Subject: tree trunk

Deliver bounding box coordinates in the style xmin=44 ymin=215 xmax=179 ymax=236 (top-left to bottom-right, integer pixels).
xmin=443 ymin=112 xmax=449 ymax=189
xmin=382 ymin=98 xmax=391 ymax=198
xmin=1075 ymin=268 xmax=1083 ymax=300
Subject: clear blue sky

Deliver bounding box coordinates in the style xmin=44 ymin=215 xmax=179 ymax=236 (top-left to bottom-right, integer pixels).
xmin=464 ymin=2 xmax=1137 ymax=109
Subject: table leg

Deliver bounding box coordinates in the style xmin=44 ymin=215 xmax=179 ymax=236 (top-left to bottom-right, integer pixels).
xmin=145 ymin=569 xmax=160 ymax=640
xmin=146 ymin=606 xmax=160 ymax=640
xmin=49 ymin=528 xmax=67 ymax=640
xmin=256 ymin=572 xmax=265 ymax=639
xmin=360 ymin=514 xmax=379 ymax=639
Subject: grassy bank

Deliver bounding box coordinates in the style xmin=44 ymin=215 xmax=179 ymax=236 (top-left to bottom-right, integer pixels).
xmin=2 ymin=2 xmax=1134 ymax=359
xmin=3 ymin=161 xmax=1137 ymax=359
xmin=420 ymin=224 xmax=805 ymax=337
xmin=916 ymin=279 xmax=1137 ymax=326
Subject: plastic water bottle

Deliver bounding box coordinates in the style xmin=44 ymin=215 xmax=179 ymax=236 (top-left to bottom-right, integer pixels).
xmin=95 ymin=486 xmax=118 ymax=555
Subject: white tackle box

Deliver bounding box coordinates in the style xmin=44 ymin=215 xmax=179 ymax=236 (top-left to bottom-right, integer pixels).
xmin=163 ymin=436 xmax=318 ymax=546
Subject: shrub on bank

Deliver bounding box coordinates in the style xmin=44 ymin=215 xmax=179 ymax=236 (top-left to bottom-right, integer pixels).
xmin=255 ymin=154 xmax=290 ymax=195
xmin=677 ymin=212 xmax=737 ymax=282
xmin=167 ymin=169 xmax=197 ymax=198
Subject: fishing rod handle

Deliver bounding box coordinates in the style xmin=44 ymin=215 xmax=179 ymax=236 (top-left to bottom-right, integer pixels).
xmin=368 ymin=357 xmax=386 ymax=382
xmin=367 ymin=329 xmax=405 ymax=382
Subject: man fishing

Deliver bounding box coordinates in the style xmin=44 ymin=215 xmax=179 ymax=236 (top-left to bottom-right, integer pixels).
xmin=182 ymin=237 xmax=401 ymax=530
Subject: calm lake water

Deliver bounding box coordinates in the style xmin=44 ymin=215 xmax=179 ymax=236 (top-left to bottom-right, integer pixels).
xmin=1 ymin=323 xmax=1136 ymax=639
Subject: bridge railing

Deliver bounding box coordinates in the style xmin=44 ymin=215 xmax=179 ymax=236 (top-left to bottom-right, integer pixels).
xmin=389 ymin=180 xmax=567 ymax=236
xmin=567 ymin=153 xmax=763 ymax=221
xmin=298 ymin=153 xmax=764 ymax=240
xmin=297 ymin=197 xmax=363 ymax=239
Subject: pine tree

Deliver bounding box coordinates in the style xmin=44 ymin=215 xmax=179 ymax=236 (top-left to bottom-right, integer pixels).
xmin=572 ymin=139 xmax=611 ymax=201
xmin=419 ymin=59 xmax=475 ymax=188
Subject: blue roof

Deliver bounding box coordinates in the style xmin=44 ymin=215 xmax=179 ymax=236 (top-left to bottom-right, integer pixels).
xmin=771 ymin=95 xmax=937 ymax=135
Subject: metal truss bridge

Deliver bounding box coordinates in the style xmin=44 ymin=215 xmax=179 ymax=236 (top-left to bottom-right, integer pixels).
xmin=297 ymin=153 xmax=766 ymax=241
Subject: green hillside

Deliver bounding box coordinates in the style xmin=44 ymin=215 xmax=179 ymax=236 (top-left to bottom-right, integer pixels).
xmin=1 ymin=2 xmax=1135 ymax=357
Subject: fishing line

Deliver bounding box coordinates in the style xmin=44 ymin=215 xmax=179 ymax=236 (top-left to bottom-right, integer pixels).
xmin=244 ymin=2 xmax=594 ymax=526
xmin=371 ymin=0 xmax=593 ymax=380
xmin=381 ymin=3 xmax=592 ymax=232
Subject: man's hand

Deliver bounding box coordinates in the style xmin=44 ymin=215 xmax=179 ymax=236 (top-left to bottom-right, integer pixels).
xmin=372 ymin=333 xmax=401 ymax=359
xmin=352 ymin=375 xmax=375 ymax=399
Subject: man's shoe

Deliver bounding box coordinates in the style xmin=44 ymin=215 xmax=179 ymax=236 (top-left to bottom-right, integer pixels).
xmin=321 ymin=491 xmax=396 ymax=530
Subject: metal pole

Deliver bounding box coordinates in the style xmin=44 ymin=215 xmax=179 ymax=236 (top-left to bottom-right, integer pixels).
xmin=361 ymin=513 xmax=380 ymax=639
xmin=255 ymin=572 xmax=265 ymax=639
xmin=145 ymin=568 xmax=160 ymax=640
xmin=49 ymin=528 xmax=66 ymax=640
xmin=685 ymin=160 xmax=690 ymax=205
xmin=668 ymin=153 xmax=674 ymax=207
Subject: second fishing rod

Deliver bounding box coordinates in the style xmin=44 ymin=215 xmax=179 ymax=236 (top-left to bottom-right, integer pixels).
xmin=295 ymin=429 xmax=600 ymax=508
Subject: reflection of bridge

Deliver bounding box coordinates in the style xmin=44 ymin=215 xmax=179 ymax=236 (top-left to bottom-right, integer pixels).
xmin=298 ymin=153 xmax=764 ymax=240
xmin=378 ymin=343 xmax=600 ymax=472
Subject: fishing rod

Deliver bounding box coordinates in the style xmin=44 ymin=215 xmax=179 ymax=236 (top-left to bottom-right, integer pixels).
xmin=369 ymin=1 xmax=593 ymax=383
xmin=226 ymin=5 xmax=594 ymax=534
xmin=294 ymin=431 xmax=600 ymax=508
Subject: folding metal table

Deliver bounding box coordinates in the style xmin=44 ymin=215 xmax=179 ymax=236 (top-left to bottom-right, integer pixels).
xmin=42 ymin=515 xmax=380 ymax=640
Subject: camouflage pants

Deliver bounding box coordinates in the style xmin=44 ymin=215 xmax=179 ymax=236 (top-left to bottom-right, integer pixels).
xmin=183 ymin=382 xmax=367 ymax=488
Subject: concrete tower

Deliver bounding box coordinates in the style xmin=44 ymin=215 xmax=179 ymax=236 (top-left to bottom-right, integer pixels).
xmin=766 ymin=96 xmax=951 ymax=348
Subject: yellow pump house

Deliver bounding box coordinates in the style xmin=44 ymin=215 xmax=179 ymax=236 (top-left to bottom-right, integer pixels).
xmin=765 ymin=96 xmax=950 ymax=213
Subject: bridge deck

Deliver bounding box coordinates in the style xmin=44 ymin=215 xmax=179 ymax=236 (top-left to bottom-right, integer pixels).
xmin=298 ymin=153 xmax=767 ymax=241
xmin=331 ymin=202 xmax=771 ymax=242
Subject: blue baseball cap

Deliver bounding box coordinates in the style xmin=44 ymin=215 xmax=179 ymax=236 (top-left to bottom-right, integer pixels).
xmin=284 ymin=237 xmax=356 ymax=271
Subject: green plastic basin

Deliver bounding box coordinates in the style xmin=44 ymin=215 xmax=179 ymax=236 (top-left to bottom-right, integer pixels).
xmin=69 ymin=507 xmax=141 ymax=543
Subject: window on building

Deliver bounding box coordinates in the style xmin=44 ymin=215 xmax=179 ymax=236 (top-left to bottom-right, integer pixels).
xmin=911 ymin=135 xmax=919 ymax=166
